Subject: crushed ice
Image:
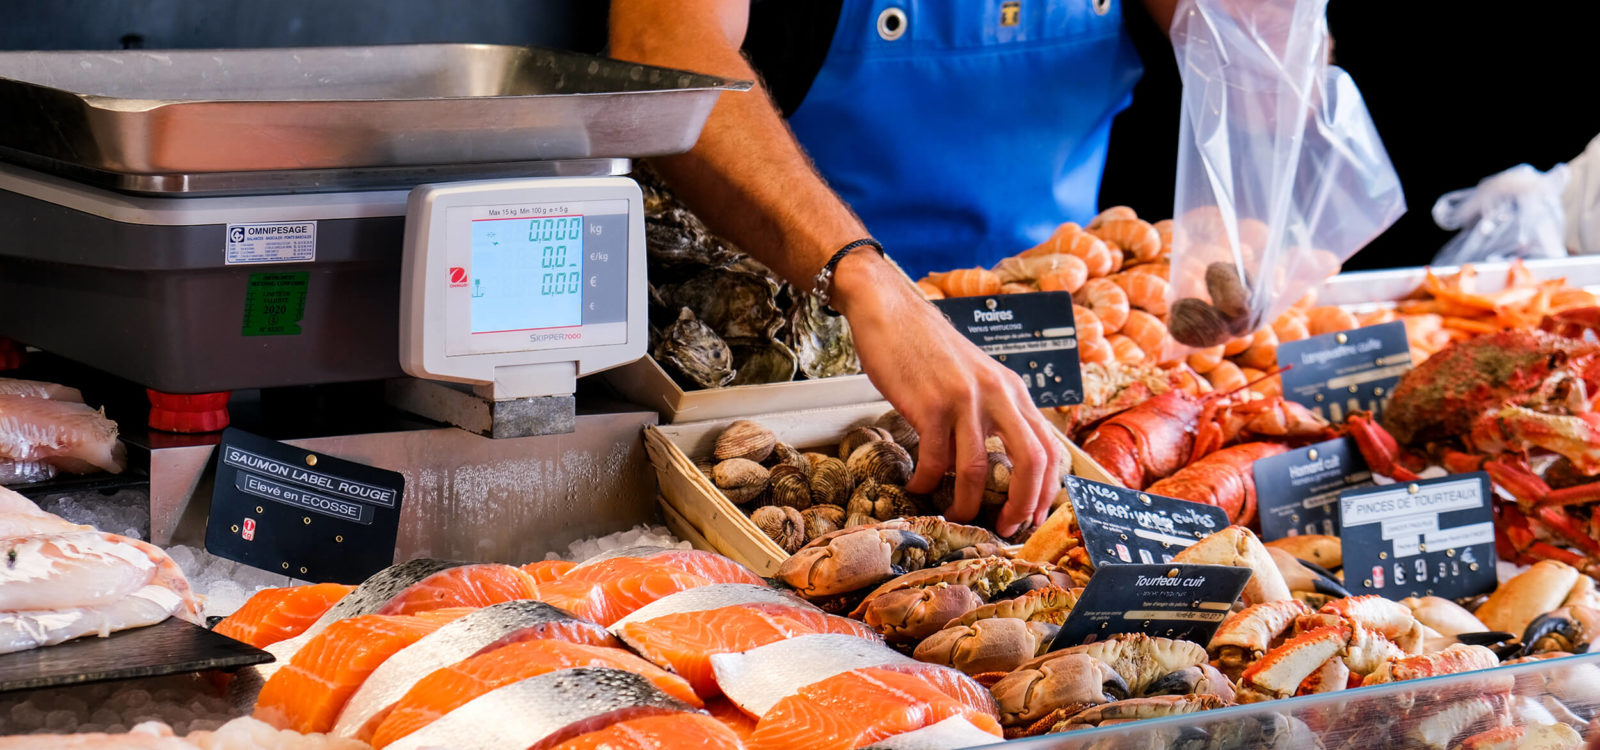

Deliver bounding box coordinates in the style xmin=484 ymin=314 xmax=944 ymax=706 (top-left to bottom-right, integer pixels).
xmin=548 ymin=523 xmax=691 ymax=562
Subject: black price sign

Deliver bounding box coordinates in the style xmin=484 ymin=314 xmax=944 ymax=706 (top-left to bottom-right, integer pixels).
xmin=1049 ymin=563 xmax=1252 ymax=650
xmin=1338 ymin=472 xmax=1496 ymax=601
xmin=1252 ymin=437 xmax=1373 ymax=541
xmin=1065 ymin=476 xmax=1230 ymax=567
xmin=932 ymin=291 xmax=1083 ymax=407
xmin=1277 ymin=321 xmax=1411 ymax=423
xmin=206 ymin=428 xmax=404 ymax=584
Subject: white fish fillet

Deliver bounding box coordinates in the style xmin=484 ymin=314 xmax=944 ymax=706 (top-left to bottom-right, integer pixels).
xmin=0 ymin=377 xmax=85 ymax=402
xmin=0 ymin=485 xmax=85 ymax=536
xmin=867 ymin=716 xmax=1008 ymax=749
xmin=0 ymin=394 xmax=126 ymax=474
xmin=0 ymin=530 xmax=201 ymax=653
xmin=710 ymin=633 xmax=916 ymax=718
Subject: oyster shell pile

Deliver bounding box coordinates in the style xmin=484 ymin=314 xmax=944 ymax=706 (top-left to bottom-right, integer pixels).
xmin=639 ymin=165 xmax=860 ymax=389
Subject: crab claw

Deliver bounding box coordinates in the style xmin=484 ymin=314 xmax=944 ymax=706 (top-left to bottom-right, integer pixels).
xmin=914 ymin=617 xmax=1047 ymax=675
xmin=1143 ymin=664 xmax=1236 ymax=703
xmin=990 ymin=652 xmax=1129 ymax=726
xmin=776 ymin=525 xmax=930 ymax=597
xmin=862 ymin=584 xmax=984 ymax=643
xmin=1345 ymin=412 xmax=1423 ymax=482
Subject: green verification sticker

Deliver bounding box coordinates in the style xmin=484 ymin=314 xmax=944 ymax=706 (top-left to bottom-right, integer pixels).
xmin=242 ymin=272 xmax=309 ymax=336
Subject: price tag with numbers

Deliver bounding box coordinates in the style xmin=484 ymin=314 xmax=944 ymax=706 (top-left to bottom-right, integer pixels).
xmin=931 ymin=292 xmax=1083 ymax=407
xmin=1276 ymin=321 xmax=1412 ymax=423
xmin=1338 ymin=472 xmax=1496 ymax=600
xmin=1252 ymin=437 xmax=1374 ymax=541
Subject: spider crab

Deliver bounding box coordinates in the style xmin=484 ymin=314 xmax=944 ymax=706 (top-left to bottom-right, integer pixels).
xmin=1346 ymin=311 xmax=1600 ymax=572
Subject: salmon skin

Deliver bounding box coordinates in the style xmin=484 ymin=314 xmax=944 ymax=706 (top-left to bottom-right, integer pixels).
xmin=374 ymin=563 xmax=540 ymax=616
xmin=709 ymin=634 xmax=919 ymax=718
xmin=253 ymin=610 xmax=468 ymax=733
xmin=861 ymin=716 xmax=1011 ymax=749
xmin=382 ymin=667 xmax=695 ymax=750
xmin=333 ymin=600 xmax=613 ymax=741
xmin=213 ymin=583 xmax=354 ymax=649
xmin=747 ymin=667 xmax=1003 ymax=750
xmin=369 ymin=638 xmax=698 ymax=749
xmin=0 ymin=395 xmax=125 ymax=474
xmin=0 ymin=377 xmax=83 ymax=402
xmin=1 ymin=530 xmax=201 ymax=654
xmin=550 ymin=712 xmax=746 ymax=750
xmin=618 ymin=603 xmax=881 ymax=699
xmin=609 ymin=583 xmax=810 ymax=633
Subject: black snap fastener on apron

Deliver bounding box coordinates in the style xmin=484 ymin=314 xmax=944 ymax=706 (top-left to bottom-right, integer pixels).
xmin=877 ymin=7 xmax=908 ymax=40
xmin=1093 ymin=0 xmax=1112 ymax=15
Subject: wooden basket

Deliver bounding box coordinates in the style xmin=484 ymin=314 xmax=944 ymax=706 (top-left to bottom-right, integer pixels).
xmin=644 ymin=401 xmax=1120 ymax=576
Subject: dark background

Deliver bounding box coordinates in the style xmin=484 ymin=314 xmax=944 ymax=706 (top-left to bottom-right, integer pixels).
xmin=5 ymin=1 xmax=1598 ymax=270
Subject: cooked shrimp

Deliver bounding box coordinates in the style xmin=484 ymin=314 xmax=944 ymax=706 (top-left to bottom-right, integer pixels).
xmin=1306 ymin=306 xmax=1358 ymax=336
xmin=1292 ymin=290 xmax=1318 ymax=310
xmin=1222 ymin=334 xmax=1253 ymax=357
xmin=1239 ymin=367 xmax=1281 ymax=398
xmin=1204 ymin=360 xmax=1248 ymax=392
xmin=1073 ymin=304 xmax=1104 ymax=344
xmin=1356 ymin=308 xmax=1397 ymax=327
xmin=1001 ymin=282 xmax=1035 ymax=295
xmin=1090 ymin=218 xmax=1163 ymax=264
xmin=1153 ymin=219 xmax=1176 ymax=260
xmin=1122 ymin=261 xmax=1170 ymax=279
xmin=1021 ymin=222 xmax=1081 ymax=258
xmin=1239 ymin=218 xmax=1271 ymax=252
xmin=1186 ymin=345 xmax=1225 ymax=374
xmin=1235 ymin=327 xmax=1279 ymax=370
xmin=1024 ymin=224 xmax=1117 ymax=278
xmin=1106 ymin=272 xmax=1170 ymax=316
xmin=1552 ymin=288 xmax=1599 ymax=311
xmin=1271 ymin=312 xmax=1309 ymax=343
xmin=915 ymin=279 xmax=946 ymax=300
xmin=933 ymin=267 xmax=1001 ymax=297
xmin=1073 ymin=278 xmax=1130 ymax=334
xmin=1079 ymin=336 xmax=1114 ymax=364
xmin=1107 ymin=334 xmax=1146 ymax=365
xmin=1034 ymin=255 xmax=1090 ymax=293
xmin=1088 ymin=206 xmax=1138 ymax=229
xmin=1121 ymin=310 xmax=1173 ymax=365
xmin=1106 ymin=247 xmax=1125 ymax=274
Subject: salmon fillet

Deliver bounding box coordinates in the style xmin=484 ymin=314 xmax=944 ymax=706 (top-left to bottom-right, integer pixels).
xmin=213 ymin=583 xmax=354 ymax=649
xmin=375 ymin=564 xmax=540 ymax=616
xmin=253 ymin=609 xmax=470 ymax=733
xmin=369 ymin=639 xmax=702 ymax=749
xmin=550 ymin=712 xmax=746 ymax=750
xmin=533 ymin=558 xmax=716 ymax=626
xmin=704 ymin=699 xmax=759 ymax=744
xmin=521 ymin=559 xmax=578 ymax=583
xmin=0 ymin=394 xmax=125 ymax=474
xmin=747 ymin=667 xmax=1003 ymax=750
xmin=617 ymin=603 xmax=880 ymax=699
xmin=576 ymin=549 xmax=764 ymax=586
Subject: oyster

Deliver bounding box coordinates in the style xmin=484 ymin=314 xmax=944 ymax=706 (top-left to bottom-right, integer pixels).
xmin=729 ymin=339 xmax=798 ymax=386
xmin=787 ymin=294 xmax=861 ymax=379
xmin=654 ymin=308 xmax=735 ymax=389
xmin=661 ymin=269 xmax=785 ymax=341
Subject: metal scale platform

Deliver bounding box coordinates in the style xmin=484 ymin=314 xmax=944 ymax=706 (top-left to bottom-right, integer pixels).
xmin=0 ymin=44 xmax=751 ymax=561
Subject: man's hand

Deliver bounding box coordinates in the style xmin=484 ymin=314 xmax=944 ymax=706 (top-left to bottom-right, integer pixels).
xmin=833 ymin=252 xmax=1065 ymax=536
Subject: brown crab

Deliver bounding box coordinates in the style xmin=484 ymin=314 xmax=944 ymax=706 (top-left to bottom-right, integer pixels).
xmin=913 ymin=586 xmax=1080 ymax=674
xmin=849 ymin=556 xmax=1066 ymax=643
xmin=775 ymin=516 xmax=1002 ymax=602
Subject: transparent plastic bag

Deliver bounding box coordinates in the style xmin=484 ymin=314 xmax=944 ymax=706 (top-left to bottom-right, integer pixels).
xmin=1566 ymin=134 xmax=1600 ymax=255
xmin=1165 ymin=0 xmax=1406 ymax=348
xmin=1432 ymin=164 xmax=1570 ymax=265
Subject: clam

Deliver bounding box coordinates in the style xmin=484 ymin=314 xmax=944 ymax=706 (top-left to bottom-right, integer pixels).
xmin=752 ymin=505 xmax=806 ymax=553
xmin=838 ymin=426 xmax=895 ymax=462
xmin=771 ymin=443 xmax=812 ymax=478
xmin=767 ymin=466 xmax=813 ymax=510
xmin=846 ymin=511 xmax=878 ymax=528
xmin=847 ymin=440 xmax=914 ymax=486
xmin=715 ymin=420 xmax=777 ymax=463
xmin=693 ymin=457 xmax=715 ymax=480
xmin=802 ymin=504 xmax=846 ymax=540
xmin=848 ymin=480 xmax=919 ymax=522
xmin=808 ymin=456 xmax=852 ymax=507
xmin=874 ymin=410 xmax=920 ymax=456
xmin=712 ymin=458 xmax=770 ymax=505
xmin=983 ymin=451 xmax=1013 ymax=506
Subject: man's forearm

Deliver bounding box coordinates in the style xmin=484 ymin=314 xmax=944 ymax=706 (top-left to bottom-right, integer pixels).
xmin=610 ymin=3 xmax=871 ymax=287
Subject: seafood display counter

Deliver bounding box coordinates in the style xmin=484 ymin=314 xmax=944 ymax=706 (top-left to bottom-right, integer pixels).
xmin=988 ymin=651 xmax=1600 ymax=750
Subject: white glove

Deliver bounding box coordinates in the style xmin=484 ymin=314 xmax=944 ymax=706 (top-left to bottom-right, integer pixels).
xmin=1564 ymin=133 xmax=1600 ymax=255
xmin=1431 ymin=163 xmax=1569 ymax=265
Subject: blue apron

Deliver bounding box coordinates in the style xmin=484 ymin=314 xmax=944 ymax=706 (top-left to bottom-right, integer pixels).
xmin=787 ymin=0 xmax=1144 ymax=280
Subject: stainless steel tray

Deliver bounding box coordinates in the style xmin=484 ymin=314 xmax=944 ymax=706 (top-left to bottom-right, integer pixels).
xmin=0 ymin=44 xmax=751 ymax=194
xmin=1319 ymin=256 xmax=1600 ymax=306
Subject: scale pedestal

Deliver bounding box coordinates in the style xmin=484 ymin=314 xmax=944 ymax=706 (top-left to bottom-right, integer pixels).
xmin=385 ymin=365 xmax=580 ymax=438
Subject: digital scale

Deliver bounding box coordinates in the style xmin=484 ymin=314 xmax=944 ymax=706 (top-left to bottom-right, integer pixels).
xmin=0 ymin=44 xmax=751 ymax=560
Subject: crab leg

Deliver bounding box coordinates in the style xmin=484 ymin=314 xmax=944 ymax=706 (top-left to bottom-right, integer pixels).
xmin=1345 ymin=412 xmax=1424 ymax=482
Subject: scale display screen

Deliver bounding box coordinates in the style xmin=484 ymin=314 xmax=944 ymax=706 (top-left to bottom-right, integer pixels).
xmin=469 ymin=214 xmax=585 ymax=334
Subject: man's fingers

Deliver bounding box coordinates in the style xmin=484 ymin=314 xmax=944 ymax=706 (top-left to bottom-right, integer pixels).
xmin=906 ymin=413 xmax=951 ymax=495
xmin=1027 ymin=408 xmax=1064 ymax=529
xmin=993 ymin=395 xmax=1048 ymax=538
xmin=945 ymin=419 xmax=989 ymax=524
